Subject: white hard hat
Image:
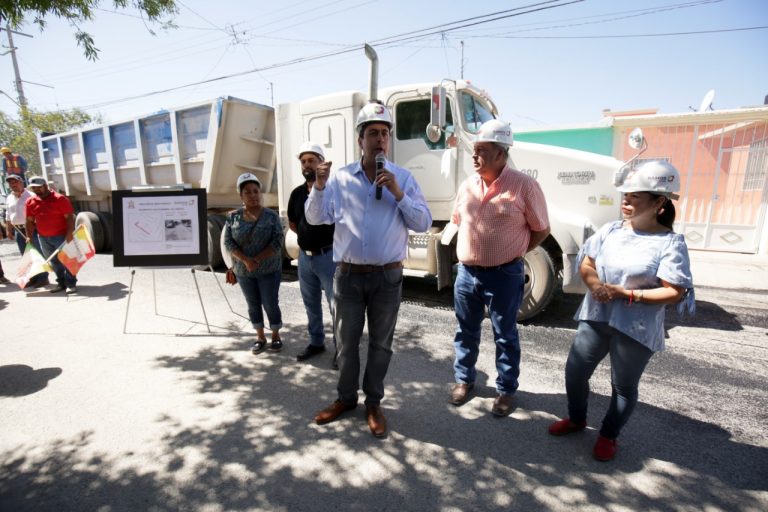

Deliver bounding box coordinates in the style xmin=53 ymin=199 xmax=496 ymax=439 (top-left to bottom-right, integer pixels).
xmin=236 ymin=172 xmax=262 ymax=192
xmin=475 ymin=119 xmax=513 ymax=147
xmin=617 ymin=160 xmax=680 ymax=199
xmin=297 ymin=141 xmax=325 ymax=161
xmin=356 ymin=102 xmax=393 ymax=131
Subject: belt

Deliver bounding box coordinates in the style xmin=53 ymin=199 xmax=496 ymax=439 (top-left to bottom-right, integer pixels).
xmin=465 ymin=257 xmax=522 ymax=271
xmin=303 ymin=245 xmax=333 ymax=257
xmin=338 ymin=261 xmax=403 ymax=273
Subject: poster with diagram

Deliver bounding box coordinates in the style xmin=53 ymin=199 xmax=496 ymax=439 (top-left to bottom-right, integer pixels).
xmin=112 ymin=189 xmax=208 ymax=267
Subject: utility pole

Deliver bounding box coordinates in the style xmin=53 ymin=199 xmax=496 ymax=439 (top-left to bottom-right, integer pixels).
xmin=5 ymin=25 xmax=28 ymax=112
xmin=460 ymin=41 xmax=464 ymax=79
xmin=269 ymin=82 xmax=274 ymax=106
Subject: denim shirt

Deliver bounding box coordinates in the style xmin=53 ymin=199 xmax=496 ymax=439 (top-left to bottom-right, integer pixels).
xmin=223 ymin=208 xmax=283 ymax=277
xmin=574 ymin=221 xmax=695 ymax=351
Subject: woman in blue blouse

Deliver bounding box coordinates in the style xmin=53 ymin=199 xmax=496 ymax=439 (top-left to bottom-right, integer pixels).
xmin=224 ymin=173 xmax=284 ymax=355
xmin=548 ymin=161 xmax=694 ymax=461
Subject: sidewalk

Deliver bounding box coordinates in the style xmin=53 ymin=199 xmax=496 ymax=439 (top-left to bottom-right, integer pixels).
xmin=689 ymin=249 xmax=768 ymax=291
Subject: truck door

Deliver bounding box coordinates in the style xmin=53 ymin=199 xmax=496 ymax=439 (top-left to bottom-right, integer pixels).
xmin=308 ymin=113 xmax=350 ymax=172
xmin=390 ymin=96 xmax=456 ymax=201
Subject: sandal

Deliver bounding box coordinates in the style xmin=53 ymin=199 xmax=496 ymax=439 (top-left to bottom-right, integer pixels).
xmin=268 ymin=338 xmax=283 ymax=352
xmin=252 ymin=339 xmax=267 ymax=355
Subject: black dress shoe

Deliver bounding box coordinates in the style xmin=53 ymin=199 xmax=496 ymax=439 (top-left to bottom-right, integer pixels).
xmin=296 ymin=344 xmax=325 ymax=361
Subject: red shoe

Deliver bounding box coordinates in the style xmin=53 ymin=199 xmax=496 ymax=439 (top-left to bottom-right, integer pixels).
xmin=593 ymin=435 xmax=617 ymax=461
xmin=548 ymin=417 xmax=586 ymax=436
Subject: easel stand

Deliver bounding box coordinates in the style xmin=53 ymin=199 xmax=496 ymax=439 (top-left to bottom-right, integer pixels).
xmin=123 ymin=265 xmax=237 ymax=334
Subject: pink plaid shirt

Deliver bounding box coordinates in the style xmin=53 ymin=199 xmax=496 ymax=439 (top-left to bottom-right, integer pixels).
xmin=452 ymin=166 xmax=549 ymax=266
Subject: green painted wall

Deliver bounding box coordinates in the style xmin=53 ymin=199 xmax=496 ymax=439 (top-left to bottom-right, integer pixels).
xmin=515 ymin=127 xmax=614 ymax=156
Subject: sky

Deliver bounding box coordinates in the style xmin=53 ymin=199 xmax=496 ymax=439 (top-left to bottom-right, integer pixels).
xmin=2 ymin=0 xmax=767 ymax=131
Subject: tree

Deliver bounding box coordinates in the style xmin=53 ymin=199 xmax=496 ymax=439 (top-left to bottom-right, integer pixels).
xmin=0 ymin=1 xmax=178 ymax=60
xmin=0 ymin=108 xmax=100 ymax=178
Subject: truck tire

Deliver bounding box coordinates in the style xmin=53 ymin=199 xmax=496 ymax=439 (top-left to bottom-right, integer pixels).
xmin=195 ymin=216 xmax=223 ymax=270
xmin=95 ymin=211 xmax=113 ymax=252
xmin=518 ymin=246 xmax=557 ymax=321
xmin=76 ymin=211 xmax=105 ymax=253
xmin=220 ymin=227 xmax=233 ymax=269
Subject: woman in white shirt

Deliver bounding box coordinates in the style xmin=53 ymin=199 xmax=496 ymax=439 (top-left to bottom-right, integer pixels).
xmin=548 ymin=161 xmax=695 ymax=462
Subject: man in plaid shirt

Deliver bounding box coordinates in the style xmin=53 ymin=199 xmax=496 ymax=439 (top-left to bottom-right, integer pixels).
xmin=449 ymin=119 xmax=550 ymax=417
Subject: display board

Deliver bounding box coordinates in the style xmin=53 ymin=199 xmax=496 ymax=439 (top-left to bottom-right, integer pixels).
xmin=112 ymin=189 xmax=208 ymax=267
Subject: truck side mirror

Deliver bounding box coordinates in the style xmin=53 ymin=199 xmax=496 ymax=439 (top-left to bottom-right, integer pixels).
xmin=628 ymin=127 xmax=645 ymax=150
xmin=427 ymin=85 xmax=447 ymax=143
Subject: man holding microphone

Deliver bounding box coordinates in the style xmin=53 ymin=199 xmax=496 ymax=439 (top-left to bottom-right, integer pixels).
xmin=306 ymin=101 xmax=432 ymax=438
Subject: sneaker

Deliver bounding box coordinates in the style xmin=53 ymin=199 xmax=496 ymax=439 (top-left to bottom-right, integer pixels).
xmin=268 ymin=338 xmax=283 ymax=352
xmin=548 ymin=417 xmax=587 ymax=436
xmin=593 ymin=435 xmax=618 ymax=462
xmin=49 ymin=284 xmax=66 ymax=293
xmin=65 ymin=286 xmax=77 ymax=295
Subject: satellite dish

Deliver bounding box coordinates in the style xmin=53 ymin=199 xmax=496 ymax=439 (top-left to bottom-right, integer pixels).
xmin=699 ymin=89 xmax=715 ymax=112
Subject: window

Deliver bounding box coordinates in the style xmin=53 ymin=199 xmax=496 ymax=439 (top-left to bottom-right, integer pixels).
xmin=460 ymin=92 xmax=494 ymax=133
xmin=743 ymin=139 xmax=768 ymax=191
xmin=395 ymin=98 xmax=454 ymax=150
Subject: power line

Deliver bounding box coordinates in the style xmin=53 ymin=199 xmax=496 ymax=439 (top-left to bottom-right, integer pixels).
xmin=76 ymin=0 xmax=580 ymax=110
xmin=479 ymin=25 xmax=768 ymax=39
xmin=454 ymin=0 xmax=723 ymax=36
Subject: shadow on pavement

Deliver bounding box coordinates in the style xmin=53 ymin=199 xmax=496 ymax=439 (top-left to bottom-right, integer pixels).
xmin=1 ymin=329 xmax=764 ymax=511
xmin=0 ymin=364 xmax=63 ymax=397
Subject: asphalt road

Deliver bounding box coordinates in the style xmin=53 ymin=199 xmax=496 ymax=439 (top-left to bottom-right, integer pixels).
xmin=0 ymin=242 xmax=766 ymax=511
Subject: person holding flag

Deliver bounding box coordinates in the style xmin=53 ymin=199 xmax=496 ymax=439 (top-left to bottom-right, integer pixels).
xmin=5 ymin=174 xmax=49 ymax=288
xmin=24 ymin=177 xmax=78 ymax=294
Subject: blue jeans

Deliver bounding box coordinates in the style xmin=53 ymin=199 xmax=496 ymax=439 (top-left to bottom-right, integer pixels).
xmin=39 ymin=234 xmax=77 ymax=288
xmin=453 ymin=260 xmax=525 ymax=395
xmin=13 ymin=228 xmax=47 ymax=285
xmin=334 ymin=265 xmax=403 ymax=405
xmin=298 ymin=250 xmax=336 ymax=347
xmin=237 ymin=271 xmax=283 ymax=331
xmin=565 ymin=320 xmax=654 ymax=439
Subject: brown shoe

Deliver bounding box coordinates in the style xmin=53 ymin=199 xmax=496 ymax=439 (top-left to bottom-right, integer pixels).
xmin=314 ymin=400 xmax=357 ymax=425
xmin=491 ymin=393 xmax=515 ymax=417
xmin=449 ymin=383 xmax=474 ymax=406
xmin=366 ymin=404 xmax=387 ymax=438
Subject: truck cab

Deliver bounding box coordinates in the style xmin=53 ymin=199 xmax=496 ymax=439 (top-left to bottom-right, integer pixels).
xmin=276 ymin=80 xmax=623 ymax=320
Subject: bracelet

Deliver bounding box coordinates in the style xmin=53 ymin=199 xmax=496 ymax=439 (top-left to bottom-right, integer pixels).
xmin=628 ymin=290 xmax=634 ymax=305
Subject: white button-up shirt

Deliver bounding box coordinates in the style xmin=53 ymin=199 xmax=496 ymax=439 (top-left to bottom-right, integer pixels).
xmin=305 ymin=158 xmax=432 ymax=265
xmin=6 ymin=188 xmax=35 ymax=225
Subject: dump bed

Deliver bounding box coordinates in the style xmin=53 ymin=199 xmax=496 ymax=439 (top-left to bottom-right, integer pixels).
xmin=37 ymin=96 xmax=277 ymax=211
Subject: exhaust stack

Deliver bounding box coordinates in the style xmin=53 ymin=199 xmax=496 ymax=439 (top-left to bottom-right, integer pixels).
xmin=365 ymin=44 xmax=378 ymax=101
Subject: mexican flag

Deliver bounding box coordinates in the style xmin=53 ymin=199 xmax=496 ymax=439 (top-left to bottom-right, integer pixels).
xmin=15 ymin=244 xmax=52 ymax=289
xmin=57 ymin=224 xmax=96 ymax=276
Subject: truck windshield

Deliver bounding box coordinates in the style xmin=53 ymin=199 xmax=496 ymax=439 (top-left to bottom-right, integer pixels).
xmin=460 ymin=92 xmax=495 ymax=133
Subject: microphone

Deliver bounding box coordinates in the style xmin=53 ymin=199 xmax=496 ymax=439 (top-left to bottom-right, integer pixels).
xmin=375 ymin=153 xmax=386 ymax=200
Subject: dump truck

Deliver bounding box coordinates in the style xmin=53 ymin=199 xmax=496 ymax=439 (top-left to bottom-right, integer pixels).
xmin=36 ymin=48 xmax=625 ymax=320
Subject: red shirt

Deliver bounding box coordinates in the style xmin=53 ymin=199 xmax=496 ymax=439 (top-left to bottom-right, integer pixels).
xmin=25 ymin=190 xmax=74 ymax=237
xmin=452 ymin=166 xmax=549 ymax=266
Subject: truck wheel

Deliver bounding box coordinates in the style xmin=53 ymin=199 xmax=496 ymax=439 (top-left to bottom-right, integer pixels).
xmin=518 ymin=246 xmax=557 ymax=321
xmin=76 ymin=211 xmax=105 ymax=253
xmin=220 ymin=226 xmax=233 ymax=269
xmin=95 ymin=211 xmax=113 ymax=252
xmin=195 ymin=216 xmax=223 ymax=270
